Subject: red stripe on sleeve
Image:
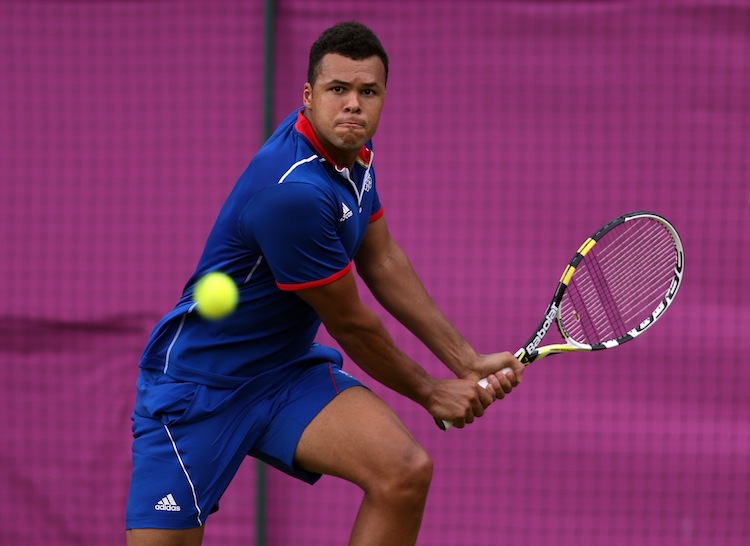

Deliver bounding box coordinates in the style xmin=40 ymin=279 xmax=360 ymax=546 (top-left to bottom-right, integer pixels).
xmin=276 ymin=262 xmax=352 ymax=291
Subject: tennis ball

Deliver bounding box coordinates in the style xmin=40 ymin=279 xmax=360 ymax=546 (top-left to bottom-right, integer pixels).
xmin=193 ymin=271 xmax=238 ymax=320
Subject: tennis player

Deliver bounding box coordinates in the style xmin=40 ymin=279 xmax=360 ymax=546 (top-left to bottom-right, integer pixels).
xmin=126 ymin=21 xmax=524 ymax=546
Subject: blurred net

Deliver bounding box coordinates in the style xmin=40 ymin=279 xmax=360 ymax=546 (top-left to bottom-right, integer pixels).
xmin=2 ymin=1 xmax=748 ymax=545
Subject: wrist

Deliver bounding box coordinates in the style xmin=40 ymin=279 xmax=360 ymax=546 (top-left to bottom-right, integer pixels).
xmin=445 ymin=348 xmax=481 ymax=379
xmin=412 ymin=375 xmax=439 ymax=408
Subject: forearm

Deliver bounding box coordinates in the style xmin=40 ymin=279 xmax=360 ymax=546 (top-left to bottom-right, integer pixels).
xmin=326 ymin=308 xmax=517 ymax=426
xmin=294 ymin=267 xmax=519 ymax=424
xmin=358 ymin=245 xmax=477 ymax=377
xmin=325 ymin=306 xmax=437 ymax=406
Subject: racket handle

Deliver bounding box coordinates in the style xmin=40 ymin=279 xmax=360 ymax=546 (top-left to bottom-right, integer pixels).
xmin=438 ymin=367 xmax=513 ymax=431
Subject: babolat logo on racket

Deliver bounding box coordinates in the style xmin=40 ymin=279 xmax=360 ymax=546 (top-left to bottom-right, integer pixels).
xmin=526 ymin=303 xmax=558 ymax=354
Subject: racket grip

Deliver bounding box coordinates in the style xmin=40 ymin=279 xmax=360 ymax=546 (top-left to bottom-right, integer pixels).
xmin=438 ymin=368 xmax=513 ymax=431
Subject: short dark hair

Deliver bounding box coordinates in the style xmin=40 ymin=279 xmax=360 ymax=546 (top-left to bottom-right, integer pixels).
xmin=307 ymin=21 xmax=389 ymax=85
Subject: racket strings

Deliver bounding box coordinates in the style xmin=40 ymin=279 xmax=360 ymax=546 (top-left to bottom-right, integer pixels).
xmin=572 ymin=245 xmax=675 ymax=337
xmin=568 ymin=224 xmax=675 ymax=340
xmin=582 ymin=238 xmax=674 ymax=319
xmin=560 ymin=219 xmax=678 ymax=345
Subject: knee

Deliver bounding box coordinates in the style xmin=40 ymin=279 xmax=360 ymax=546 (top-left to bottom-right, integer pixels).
xmin=400 ymin=446 xmax=433 ymax=492
xmin=372 ymin=445 xmax=433 ymax=503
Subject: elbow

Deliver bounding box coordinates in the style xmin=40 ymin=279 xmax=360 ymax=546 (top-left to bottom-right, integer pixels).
xmin=322 ymin=306 xmax=380 ymax=345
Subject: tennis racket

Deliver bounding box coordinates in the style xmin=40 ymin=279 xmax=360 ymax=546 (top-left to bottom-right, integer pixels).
xmin=438 ymin=211 xmax=684 ymax=430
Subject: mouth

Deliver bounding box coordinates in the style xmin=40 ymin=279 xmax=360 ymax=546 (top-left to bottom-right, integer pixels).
xmin=336 ymin=120 xmax=365 ymax=130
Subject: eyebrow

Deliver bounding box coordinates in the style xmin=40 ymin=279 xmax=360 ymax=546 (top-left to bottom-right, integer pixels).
xmin=325 ymin=79 xmax=382 ymax=89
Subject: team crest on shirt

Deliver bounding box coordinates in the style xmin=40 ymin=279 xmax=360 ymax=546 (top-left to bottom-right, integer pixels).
xmin=363 ymin=173 xmax=372 ymax=192
xmin=340 ymin=203 xmax=353 ymax=222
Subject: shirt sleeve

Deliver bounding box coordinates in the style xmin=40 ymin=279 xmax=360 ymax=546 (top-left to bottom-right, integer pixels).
xmin=239 ymin=182 xmax=351 ymax=290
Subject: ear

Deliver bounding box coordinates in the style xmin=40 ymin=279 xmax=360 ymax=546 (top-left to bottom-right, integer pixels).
xmin=303 ymin=83 xmax=313 ymax=108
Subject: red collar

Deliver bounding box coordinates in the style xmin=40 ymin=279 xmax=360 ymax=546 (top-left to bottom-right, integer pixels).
xmin=295 ymin=110 xmax=372 ymax=171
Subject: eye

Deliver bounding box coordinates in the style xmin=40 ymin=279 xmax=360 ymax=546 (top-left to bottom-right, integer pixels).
xmin=331 ymin=86 xmax=344 ymax=93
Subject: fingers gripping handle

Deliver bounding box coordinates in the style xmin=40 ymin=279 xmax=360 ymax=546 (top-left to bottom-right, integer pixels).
xmin=437 ymin=368 xmax=512 ymax=431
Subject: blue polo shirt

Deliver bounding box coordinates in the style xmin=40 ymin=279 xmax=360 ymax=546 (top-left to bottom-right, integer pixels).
xmin=139 ymin=108 xmax=383 ymax=388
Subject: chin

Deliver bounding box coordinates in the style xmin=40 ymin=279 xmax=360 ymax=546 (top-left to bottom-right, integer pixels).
xmin=339 ymin=137 xmax=364 ymax=150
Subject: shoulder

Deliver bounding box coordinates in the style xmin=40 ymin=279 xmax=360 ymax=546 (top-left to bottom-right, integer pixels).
xmin=251 ymin=180 xmax=337 ymax=218
xmin=239 ymin=181 xmax=338 ymax=240
xmin=243 ymin=108 xmax=324 ymax=184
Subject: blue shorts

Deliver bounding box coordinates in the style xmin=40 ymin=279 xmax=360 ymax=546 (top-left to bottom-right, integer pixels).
xmin=125 ymin=360 xmax=363 ymax=530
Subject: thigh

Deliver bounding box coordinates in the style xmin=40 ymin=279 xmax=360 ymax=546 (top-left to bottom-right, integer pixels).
xmin=126 ymin=527 xmax=204 ymax=546
xmin=293 ymin=386 xmax=424 ymax=486
xmin=250 ymin=361 xmax=363 ymax=484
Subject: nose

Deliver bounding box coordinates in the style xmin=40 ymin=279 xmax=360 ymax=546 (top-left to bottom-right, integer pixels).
xmin=344 ymin=92 xmax=361 ymax=113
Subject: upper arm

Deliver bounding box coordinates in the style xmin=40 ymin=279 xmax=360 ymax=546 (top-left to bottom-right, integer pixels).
xmin=295 ymin=269 xmax=375 ymax=337
xmin=354 ymin=214 xmax=431 ymax=324
xmin=354 ymin=214 xmax=400 ymax=283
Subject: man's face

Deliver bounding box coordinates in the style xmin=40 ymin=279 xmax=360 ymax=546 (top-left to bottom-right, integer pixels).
xmin=303 ymin=53 xmax=386 ymax=167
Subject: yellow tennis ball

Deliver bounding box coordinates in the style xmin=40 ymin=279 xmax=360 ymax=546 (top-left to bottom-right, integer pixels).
xmin=193 ymin=271 xmax=238 ymax=320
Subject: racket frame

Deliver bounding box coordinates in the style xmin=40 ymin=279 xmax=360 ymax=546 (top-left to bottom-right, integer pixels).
xmin=516 ymin=211 xmax=684 ymax=364
xmin=437 ymin=211 xmax=684 ymax=431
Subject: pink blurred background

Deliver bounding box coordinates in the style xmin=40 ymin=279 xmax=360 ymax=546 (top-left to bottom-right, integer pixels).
xmin=1 ymin=1 xmax=748 ymax=544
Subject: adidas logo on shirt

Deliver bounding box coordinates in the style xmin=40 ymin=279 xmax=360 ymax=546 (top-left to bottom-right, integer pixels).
xmin=155 ymin=493 xmax=182 ymax=512
xmin=340 ymin=203 xmax=353 ymax=222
